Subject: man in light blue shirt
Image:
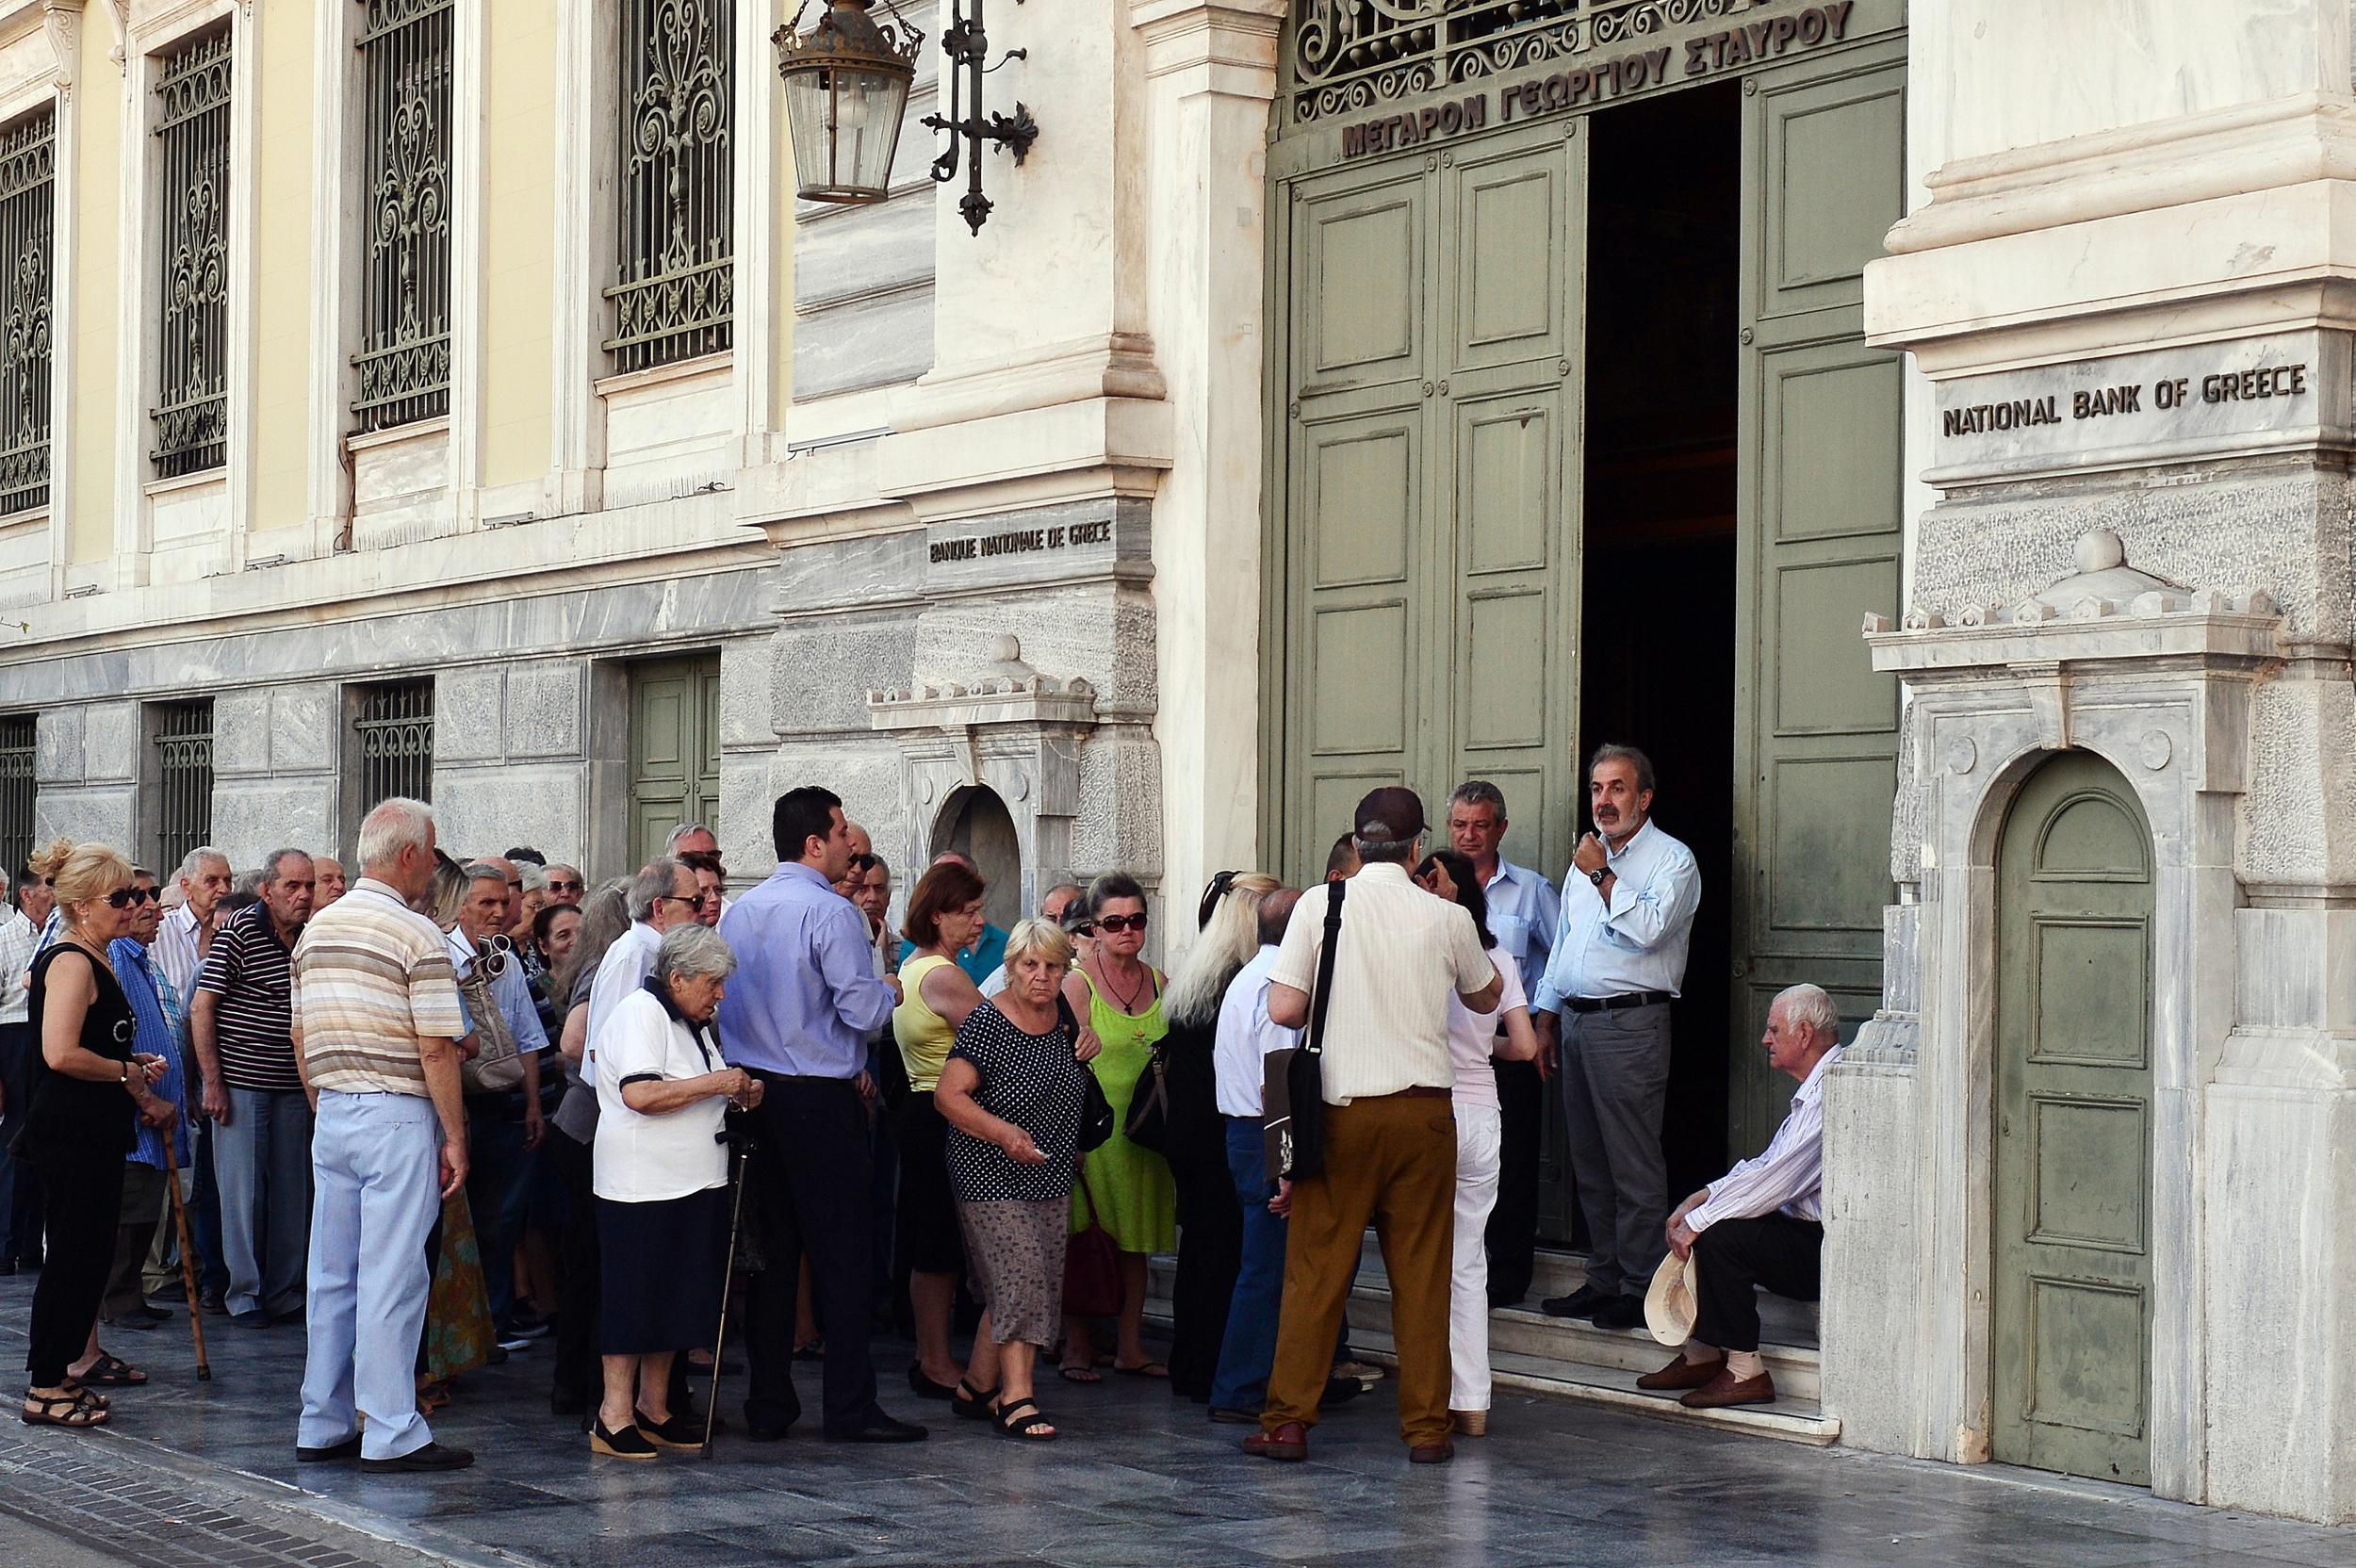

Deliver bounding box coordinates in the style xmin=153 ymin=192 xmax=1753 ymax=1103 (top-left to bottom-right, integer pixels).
xmin=1530 ymin=744 xmax=1701 ymax=1330
xmin=1446 ymin=780 xmax=1562 ymax=1307
xmin=716 ymin=786 xmax=924 ymax=1446
xmin=105 ymin=868 xmax=190 ymax=1329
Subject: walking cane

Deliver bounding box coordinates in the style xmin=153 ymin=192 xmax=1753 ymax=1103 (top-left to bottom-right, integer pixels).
xmin=161 ymin=1137 xmax=211 ymax=1381
xmin=701 ymin=1115 xmax=755 ymax=1460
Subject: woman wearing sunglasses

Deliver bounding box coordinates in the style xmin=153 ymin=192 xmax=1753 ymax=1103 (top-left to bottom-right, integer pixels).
xmin=1058 ymin=873 xmax=1176 ymax=1382
xmin=17 ymin=842 xmax=173 ymax=1429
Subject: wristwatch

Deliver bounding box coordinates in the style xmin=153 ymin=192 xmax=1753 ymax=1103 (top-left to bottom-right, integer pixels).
xmin=1588 ymin=866 xmax=1609 ymax=888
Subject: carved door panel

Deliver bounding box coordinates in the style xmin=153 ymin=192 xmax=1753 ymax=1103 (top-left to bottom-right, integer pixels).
xmin=629 ymin=654 xmax=722 ymax=869
xmin=1993 ymin=751 xmax=2155 ymax=1488
xmin=1728 ymin=42 xmax=1908 ymax=1155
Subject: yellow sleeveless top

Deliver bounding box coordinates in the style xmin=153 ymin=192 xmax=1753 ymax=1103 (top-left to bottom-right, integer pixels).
xmin=893 ymin=954 xmax=958 ymax=1092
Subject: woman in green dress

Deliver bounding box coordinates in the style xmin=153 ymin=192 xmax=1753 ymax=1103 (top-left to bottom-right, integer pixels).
xmin=1059 ymin=872 xmax=1176 ymax=1381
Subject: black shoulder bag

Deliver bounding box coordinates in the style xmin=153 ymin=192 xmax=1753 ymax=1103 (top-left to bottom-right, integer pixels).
xmin=1065 ymin=994 xmax=1116 ymax=1152
xmin=1262 ymin=877 xmax=1346 ymax=1184
xmin=1121 ymin=971 xmax=1171 ymax=1153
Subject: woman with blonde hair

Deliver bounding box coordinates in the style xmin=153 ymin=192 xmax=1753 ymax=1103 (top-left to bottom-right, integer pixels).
xmin=16 ymin=843 xmax=173 ymax=1429
xmin=1155 ymin=871 xmax=1279 ymax=1400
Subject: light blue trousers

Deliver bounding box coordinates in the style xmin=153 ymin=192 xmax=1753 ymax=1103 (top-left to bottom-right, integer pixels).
xmin=300 ymin=1091 xmax=440 ymax=1461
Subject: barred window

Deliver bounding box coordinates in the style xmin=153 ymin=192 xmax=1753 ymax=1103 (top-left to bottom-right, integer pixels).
xmin=353 ymin=0 xmax=454 ymax=433
xmin=153 ymin=29 xmax=233 ymax=480
xmin=154 ymin=701 xmax=215 ymax=875
xmin=605 ymin=0 xmax=733 ymax=375
xmin=354 ymin=679 xmax=434 ymax=809
xmin=0 ymin=109 xmax=54 ymax=516
xmin=0 ymin=714 xmax=32 ymax=884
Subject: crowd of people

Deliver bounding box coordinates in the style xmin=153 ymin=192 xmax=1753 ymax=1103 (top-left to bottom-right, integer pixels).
xmin=0 ymin=744 xmax=1847 ymax=1471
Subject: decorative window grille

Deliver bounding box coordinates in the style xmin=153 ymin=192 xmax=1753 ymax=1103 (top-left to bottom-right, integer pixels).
xmin=154 ymin=702 xmax=215 ymax=876
xmin=0 ymin=714 xmax=33 ymax=884
xmin=605 ymin=0 xmax=734 ymax=375
xmin=354 ymin=680 xmax=434 ymax=808
xmin=0 ymin=109 xmax=54 ymax=516
xmin=153 ymin=29 xmax=234 ymax=479
xmin=352 ymin=0 xmax=455 ymax=433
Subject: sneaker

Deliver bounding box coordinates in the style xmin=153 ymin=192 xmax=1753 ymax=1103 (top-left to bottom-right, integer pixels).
xmin=496 ymin=1333 xmax=532 ymax=1353
xmin=1332 ymin=1359 xmax=1384 ymax=1384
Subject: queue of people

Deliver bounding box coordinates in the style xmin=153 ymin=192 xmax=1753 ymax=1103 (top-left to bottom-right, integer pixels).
xmin=3 ymin=744 xmax=1845 ymax=1474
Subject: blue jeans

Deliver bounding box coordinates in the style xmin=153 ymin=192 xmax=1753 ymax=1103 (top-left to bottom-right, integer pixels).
xmin=1208 ymin=1116 xmax=1286 ymax=1413
xmin=464 ymin=1109 xmax=533 ymax=1332
xmin=301 ymin=1091 xmax=441 ymax=1461
xmin=216 ymin=1086 xmax=314 ymax=1317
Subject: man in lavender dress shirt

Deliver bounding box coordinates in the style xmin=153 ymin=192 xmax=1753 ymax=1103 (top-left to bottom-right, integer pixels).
xmin=716 ymin=786 xmax=925 ymax=1444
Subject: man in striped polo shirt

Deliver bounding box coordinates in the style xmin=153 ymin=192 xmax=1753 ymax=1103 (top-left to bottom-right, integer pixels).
xmin=193 ymin=847 xmax=316 ymax=1328
xmin=292 ymin=798 xmax=472 ymax=1473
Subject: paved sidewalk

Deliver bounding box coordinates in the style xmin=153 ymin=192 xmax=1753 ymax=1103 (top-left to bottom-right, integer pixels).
xmin=3 ymin=1270 xmax=2354 ymax=1567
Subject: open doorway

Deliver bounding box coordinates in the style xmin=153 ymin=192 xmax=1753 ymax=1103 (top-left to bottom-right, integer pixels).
xmin=934 ymin=785 xmax=1023 ymax=932
xmin=1567 ymin=79 xmax=1742 ymax=1229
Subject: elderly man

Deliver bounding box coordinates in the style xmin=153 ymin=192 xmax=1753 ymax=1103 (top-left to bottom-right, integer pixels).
xmin=718 ymin=787 xmax=922 ymax=1444
xmin=454 ymin=862 xmax=550 ymax=1350
xmin=312 ymin=857 xmax=348 ymax=911
xmin=544 ymin=864 xmax=586 ymax=908
xmin=1249 ymin=788 xmax=1500 ymax=1466
xmin=294 ymin=799 xmax=473 ymax=1472
xmin=155 ymin=845 xmax=233 ymax=1307
xmin=1640 ymin=984 xmax=1843 ymax=1410
xmin=194 ymin=848 xmax=317 ymax=1328
xmin=0 ymin=861 xmax=55 ymax=1272
xmin=102 ymin=867 xmax=190 ymax=1330
xmin=1446 ymin=781 xmax=1562 ymax=1309
xmin=1530 ymin=744 xmax=1701 ymax=1331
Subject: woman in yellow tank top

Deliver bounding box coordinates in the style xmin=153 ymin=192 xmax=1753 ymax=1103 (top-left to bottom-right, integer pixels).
xmin=894 ymin=861 xmax=991 ymax=1399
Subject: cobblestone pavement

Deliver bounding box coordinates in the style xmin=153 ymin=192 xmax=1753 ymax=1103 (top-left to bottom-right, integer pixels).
xmin=3 ymin=1271 xmax=2354 ymax=1568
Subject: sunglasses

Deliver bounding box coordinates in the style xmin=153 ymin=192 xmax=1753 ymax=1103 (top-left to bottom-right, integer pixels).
xmin=548 ymin=880 xmax=582 ymax=893
xmin=105 ymin=887 xmax=158 ymax=909
xmin=1097 ymin=913 xmax=1148 ymax=934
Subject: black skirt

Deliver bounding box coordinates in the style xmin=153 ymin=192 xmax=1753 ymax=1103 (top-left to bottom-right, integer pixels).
xmin=596 ymin=1185 xmax=728 ymax=1354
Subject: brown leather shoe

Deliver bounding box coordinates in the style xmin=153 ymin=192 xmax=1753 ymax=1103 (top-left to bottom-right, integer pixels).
xmin=1244 ymin=1421 xmax=1308 ymax=1462
xmin=1679 ymin=1368 xmax=1775 ymax=1409
xmin=1449 ymin=1409 xmax=1486 ymax=1437
xmin=1636 ymin=1353 xmax=1727 ymax=1392
xmin=1408 ymin=1440 xmax=1455 ymax=1464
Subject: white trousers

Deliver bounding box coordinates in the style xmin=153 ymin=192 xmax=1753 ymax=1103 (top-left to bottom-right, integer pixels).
xmin=1449 ymin=1102 xmax=1503 ymax=1411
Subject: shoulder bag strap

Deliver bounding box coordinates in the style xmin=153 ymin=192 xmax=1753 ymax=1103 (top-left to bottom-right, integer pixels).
xmin=1304 ymin=878 xmax=1347 ymax=1059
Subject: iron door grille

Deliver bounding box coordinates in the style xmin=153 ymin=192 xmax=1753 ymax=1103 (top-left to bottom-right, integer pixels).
xmin=153 ymin=29 xmax=233 ymax=479
xmin=352 ymin=0 xmax=454 ymax=433
xmin=354 ymin=680 xmax=434 ymax=808
xmin=0 ymin=714 xmax=32 ymax=883
xmin=605 ymin=0 xmax=734 ymax=374
xmin=0 ymin=108 xmax=54 ymax=516
xmin=155 ymin=702 xmax=215 ymax=875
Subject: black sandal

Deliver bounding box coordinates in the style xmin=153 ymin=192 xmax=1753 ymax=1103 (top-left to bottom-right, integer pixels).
xmin=78 ymin=1354 xmax=145 ymax=1387
xmin=993 ymin=1396 xmax=1056 ymax=1442
xmin=22 ymin=1389 xmax=107 ymax=1428
xmin=951 ymin=1380 xmax=998 ymax=1421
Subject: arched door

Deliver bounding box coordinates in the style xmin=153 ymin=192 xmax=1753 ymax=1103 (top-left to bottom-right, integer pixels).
xmin=1992 ymin=751 xmax=2155 ymax=1486
xmin=934 ymin=786 xmax=1023 ymax=934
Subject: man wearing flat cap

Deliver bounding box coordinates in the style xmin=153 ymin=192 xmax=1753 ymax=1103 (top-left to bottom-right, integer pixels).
xmin=1244 ymin=787 xmax=1501 ymax=1467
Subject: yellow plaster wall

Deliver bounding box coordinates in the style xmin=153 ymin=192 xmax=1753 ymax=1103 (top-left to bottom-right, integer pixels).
xmin=482 ymin=1 xmax=557 ymax=491
xmin=251 ymin=0 xmax=315 ymax=534
xmin=66 ymin=17 xmax=118 ymax=564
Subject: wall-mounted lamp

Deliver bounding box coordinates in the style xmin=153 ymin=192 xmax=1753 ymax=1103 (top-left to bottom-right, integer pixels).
xmin=775 ymin=0 xmax=922 ymax=205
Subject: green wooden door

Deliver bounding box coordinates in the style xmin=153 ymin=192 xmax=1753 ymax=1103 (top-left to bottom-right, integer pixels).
xmin=1276 ymin=120 xmax=1586 ymax=883
xmin=1993 ymin=751 xmax=2155 ymax=1487
xmin=629 ymin=654 xmax=723 ymax=870
xmin=1727 ymin=42 xmax=1909 ymax=1155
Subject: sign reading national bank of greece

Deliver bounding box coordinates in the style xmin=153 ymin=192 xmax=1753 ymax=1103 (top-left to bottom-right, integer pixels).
xmin=1927 ymin=330 xmax=2354 ymax=486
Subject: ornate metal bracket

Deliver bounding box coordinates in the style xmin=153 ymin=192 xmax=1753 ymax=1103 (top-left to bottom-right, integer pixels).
xmin=920 ymin=0 xmax=1037 ymax=235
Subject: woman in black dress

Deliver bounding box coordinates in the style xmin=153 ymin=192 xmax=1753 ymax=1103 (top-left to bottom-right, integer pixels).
xmin=16 ymin=843 xmax=172 ymax=1429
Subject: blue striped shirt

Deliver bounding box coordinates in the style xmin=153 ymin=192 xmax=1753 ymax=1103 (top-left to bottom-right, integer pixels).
xmin=111 ymin=939 xmax=191 ymax=1169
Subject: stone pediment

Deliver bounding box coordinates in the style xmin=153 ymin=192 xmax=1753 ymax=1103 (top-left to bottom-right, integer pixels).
xmin=867 ymin=635 xmax=1099 ymax=732
xmin=1864 ymin=529 xmax=2282 ymax=675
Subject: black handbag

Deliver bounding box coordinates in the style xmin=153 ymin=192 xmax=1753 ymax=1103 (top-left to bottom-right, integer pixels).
xmin=1121 ymin=972 xmax=1171 ymax=1152
xmin=1262 ymin=876 xmax=1346 ymax=1183
xmin=1064 ymin=995 xmax=1116 ymax=1152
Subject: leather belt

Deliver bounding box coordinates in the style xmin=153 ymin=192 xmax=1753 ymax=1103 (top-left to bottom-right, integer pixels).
xmin=1566 ymin=990 xmax=1674 ymax=1013
xmin=1364 ymin=1086 xmax=1452 ymax=1100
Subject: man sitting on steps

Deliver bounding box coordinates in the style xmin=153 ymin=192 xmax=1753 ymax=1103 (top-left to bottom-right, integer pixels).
xmin=1639 ymin=982 xmax=1842 ymax=1411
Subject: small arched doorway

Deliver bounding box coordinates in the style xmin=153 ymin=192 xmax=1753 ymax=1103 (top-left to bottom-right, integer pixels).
xmin=934 ymin=785 xmax=1023 ymax=933
xmin=1991 ymin=750 xmax=2155 ymax=1487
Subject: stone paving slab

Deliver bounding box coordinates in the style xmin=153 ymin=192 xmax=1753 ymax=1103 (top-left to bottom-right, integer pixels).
xmin=4 ymin=1270 xmax=2355 ymax=1567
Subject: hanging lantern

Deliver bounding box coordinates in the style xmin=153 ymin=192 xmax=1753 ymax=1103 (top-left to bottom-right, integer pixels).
xmin=775 ymin=0 xmax=920 ymax=205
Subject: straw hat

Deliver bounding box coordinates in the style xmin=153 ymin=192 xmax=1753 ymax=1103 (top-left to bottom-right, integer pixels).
xmin=1643 ymin=1249 xmax=1699 ymax=1347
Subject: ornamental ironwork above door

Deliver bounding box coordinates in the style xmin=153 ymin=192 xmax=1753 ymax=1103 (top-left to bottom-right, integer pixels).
xmin=1284 ymin=0 xmax=1750 ymax=125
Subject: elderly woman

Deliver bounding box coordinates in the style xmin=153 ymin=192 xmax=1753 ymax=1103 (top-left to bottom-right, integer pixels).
xmin=590 ymin=923 xmax=762 ymax=1460
xmin=17 ymin=843 xmax=172 ymax=1429
xmin=936 ymin=917 xmax=1093 ymax=1442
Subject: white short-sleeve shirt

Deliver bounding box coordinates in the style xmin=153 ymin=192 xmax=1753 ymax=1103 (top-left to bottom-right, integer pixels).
xmin=592 ymin=986 xmax=728 ymax=1203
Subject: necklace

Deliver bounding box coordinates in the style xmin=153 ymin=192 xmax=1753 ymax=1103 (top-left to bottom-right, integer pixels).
xmin=1098 ymin=956 xmax=1149 ymax=1015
